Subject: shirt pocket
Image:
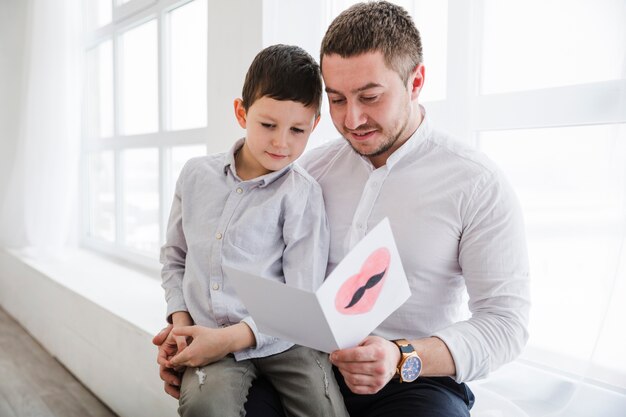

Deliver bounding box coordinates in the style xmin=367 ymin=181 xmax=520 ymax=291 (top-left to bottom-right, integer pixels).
xmin=228 ymin=206 xmax=283 ymax=255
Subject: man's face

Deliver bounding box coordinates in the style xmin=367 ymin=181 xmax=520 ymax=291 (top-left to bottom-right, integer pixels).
xmin=322 ymin=51 xmax=423 ymax=167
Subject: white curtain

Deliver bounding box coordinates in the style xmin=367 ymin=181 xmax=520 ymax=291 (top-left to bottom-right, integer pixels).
xmin=0 ymin=0 xmax=83 ymax=257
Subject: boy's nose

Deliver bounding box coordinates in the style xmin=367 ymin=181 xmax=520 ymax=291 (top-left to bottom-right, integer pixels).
xmin=272 ymin=130 xmax=289 ymax=148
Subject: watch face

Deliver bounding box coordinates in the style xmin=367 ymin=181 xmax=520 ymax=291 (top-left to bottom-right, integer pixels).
xmin=401 ymin=355 xmax=421 ymax=382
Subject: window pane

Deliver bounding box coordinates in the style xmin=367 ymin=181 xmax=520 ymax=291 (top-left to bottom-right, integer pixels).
xmin=481 ymin=0 xmax=626 ymax=94
xmin=119 ymin=20 xmax=158 ymax=135
xmin=411 ymin=0 xmax=447 ymax=102
xmin=169 ymin=0 xmax=208 ymax=130
xmin=88 ymin=151 xmax=115 ymax=241
xmin=478 ymin=125 xmax=626 ymax=378
xmin=122 ymin=148 xmax=159 ymax=255
xmin=86 ymin=41 xmax=114 ymax=138
xmin=96 ymin=0 xmax=112 ymax=27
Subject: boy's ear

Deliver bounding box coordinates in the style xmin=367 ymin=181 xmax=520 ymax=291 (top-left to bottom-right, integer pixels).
xmin=233 ymin=98 xmax=247 ymax=129
xmin=312 ymin=114 xmax=321 ymax=131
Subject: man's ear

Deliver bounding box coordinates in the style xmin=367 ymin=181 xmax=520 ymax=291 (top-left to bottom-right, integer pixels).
xmin=233 ymin=98 xmax=247 ymax=129
xmin=409 ymin=63 xmax=425 ymax=100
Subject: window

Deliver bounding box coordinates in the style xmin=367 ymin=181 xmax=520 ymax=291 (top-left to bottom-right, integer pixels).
xmin=82 ymin=0 xmax=208 ymax=267
xmin=264 ymin=0 xmax=626 ymax=395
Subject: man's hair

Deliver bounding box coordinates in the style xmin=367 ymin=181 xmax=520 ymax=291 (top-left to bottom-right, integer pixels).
xmin=242 ymin=44 xmax=323 ymax=115
xmin=321 ymin=1 xmax=423 ymax=83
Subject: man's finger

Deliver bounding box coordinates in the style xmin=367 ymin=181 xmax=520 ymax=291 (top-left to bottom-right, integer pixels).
xmin=164 ymin=383 xmax=181 ymax=400
xmin=152 ymin=324 xmax=173 ymax=346
xmin=159 ymin=365 xmax=182 ymax=387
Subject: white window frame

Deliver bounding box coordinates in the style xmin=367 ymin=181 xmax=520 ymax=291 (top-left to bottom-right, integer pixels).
xmin=81 ymin=0 xmax=209 ymax=270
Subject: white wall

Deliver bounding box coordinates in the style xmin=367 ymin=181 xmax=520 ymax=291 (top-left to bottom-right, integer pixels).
xmin=0 ymin=0 xmax=28 ymax=243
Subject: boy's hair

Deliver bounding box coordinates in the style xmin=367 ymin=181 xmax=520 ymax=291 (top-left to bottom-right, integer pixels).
xmin=242 ymin=44 xmax=323 ymax=116
xmin=320 ymin=1 xmax=422 ymax=84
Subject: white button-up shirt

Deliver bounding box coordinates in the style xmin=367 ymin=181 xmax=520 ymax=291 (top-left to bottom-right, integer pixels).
xmin=300 ymin=111 xmax=530 ymax=382
xmin=161 ymin=139 xmax=330 ymax=360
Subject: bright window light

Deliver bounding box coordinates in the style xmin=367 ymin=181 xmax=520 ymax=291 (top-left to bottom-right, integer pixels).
xmin=122 ymin=148 xmax=160 ymax=256
xmin=88 ymin=151 xmax=115 ymax=242
xmin=168 ymin=0 xmax=208 ymax=130
xmin=479 ymin=124 xmax=626 ymax=382
xmin=86 ymin=41 xmax=114 ymax=138
xmin=481 ymin=0 xmax=626 ymax=94
xmin=119 ymin=20 xmax=159 ymax=135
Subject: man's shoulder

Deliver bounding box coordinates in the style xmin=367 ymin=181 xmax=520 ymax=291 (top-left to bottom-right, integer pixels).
xmin=298 ymin=138 xmax=351 ymax=180
xmin=426 ymin=129 xmax=499 ymax=177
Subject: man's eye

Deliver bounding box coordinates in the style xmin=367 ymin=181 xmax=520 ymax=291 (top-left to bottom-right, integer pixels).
xmin=362 ymin=95 xmax=378 ymax=102
xmin=330 ymin=97 xmax=345 ymax=105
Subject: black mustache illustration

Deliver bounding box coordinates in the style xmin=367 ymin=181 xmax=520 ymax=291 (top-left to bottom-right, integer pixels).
xmin=345 ymin=269 xmax=387 ymax=308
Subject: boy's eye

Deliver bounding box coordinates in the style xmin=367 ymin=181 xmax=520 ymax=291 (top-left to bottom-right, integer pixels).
xmin=261 ymin=123 xmax=275 ymax=129
xmin=291 ymin=127 xmax=305 ymax=134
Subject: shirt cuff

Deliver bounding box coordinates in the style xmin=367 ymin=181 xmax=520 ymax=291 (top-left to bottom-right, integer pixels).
xmin=165 ymin=289 xmax=188 ymax=323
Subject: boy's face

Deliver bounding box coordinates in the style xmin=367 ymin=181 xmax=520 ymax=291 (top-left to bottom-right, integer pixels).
xmin=234 ymin=96 xmax=320 ymax=179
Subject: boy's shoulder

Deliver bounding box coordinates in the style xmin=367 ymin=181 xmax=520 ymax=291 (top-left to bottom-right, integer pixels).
xmin=179 ymin=152 xmax=226 ymax=178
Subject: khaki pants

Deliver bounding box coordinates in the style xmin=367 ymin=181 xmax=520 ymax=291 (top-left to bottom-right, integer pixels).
xmin=178 ymin=345 xmax=349 ymax=417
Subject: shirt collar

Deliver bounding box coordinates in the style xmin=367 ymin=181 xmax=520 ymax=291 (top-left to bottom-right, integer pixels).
xmin=356 ymin=105 xmax=431 ymax=171
xmin=222 ymin=138 xmax=292 ymax=187
xmin=385 ymin=105 xmax=431 ymax=170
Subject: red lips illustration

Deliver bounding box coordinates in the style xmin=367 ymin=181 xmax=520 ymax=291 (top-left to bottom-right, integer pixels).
xmin=335 ymin=247 xmax=390 ymax=315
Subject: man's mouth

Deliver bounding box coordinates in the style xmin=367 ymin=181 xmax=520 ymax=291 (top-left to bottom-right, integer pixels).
xmin=348 ymin=129 xmax=376 ymax=141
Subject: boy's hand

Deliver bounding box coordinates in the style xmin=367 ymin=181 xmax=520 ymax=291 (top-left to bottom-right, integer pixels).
xmin=169 ymin=323 xmax=255 ymax=368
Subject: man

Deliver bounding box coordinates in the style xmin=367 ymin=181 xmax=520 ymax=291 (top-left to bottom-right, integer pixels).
xmin=154 ymin=2 xmax=530 ymax=416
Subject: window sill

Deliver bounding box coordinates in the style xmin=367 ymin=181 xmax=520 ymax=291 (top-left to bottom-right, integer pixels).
xmin=0 ymin=247 xmax=175 ymax=417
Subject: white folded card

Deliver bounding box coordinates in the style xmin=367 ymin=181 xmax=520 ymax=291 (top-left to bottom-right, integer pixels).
xmin=224 ymin=217 xmax=410 ymax=353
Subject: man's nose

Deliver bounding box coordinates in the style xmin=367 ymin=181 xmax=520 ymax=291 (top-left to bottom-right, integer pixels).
xmin=345 ymin=101 xmax=366 ymax=130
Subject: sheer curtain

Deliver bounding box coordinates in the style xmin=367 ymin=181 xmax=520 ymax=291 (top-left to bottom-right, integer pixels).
xmin=0 ymin=0 xmax=83 ymax=257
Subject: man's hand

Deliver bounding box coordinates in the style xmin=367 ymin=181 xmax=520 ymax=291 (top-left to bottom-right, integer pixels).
xmin=330 ymin=335 xmax=401 ymax=395
xmin=152 ymin=325 xmax=184 ymax=399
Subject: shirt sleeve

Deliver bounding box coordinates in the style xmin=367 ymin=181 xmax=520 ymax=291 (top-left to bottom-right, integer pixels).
xmin=282 ymin=179 xmax=330 ymax=292
xmin=432 ymin=170 xmax=530 ymax=382
xmin=159 ymin=170 xmax=189 ymax=323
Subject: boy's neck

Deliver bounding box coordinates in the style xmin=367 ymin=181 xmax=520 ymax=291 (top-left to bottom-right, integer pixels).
xmin=234 ymin=144 xmax=273 ymax=181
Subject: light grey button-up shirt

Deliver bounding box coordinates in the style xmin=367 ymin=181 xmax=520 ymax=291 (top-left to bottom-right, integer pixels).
xmin=160 ymin=139 xmax=329 ymax=360
xmin=299 ymin=109 xmax=530 ymax=382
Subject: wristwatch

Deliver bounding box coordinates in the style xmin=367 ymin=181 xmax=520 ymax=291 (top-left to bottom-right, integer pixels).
xmin=392 ymin=339 xmax=422 ymax=383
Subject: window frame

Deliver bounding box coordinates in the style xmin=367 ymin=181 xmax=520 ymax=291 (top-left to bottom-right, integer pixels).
xmin=81 ymin=0 xmax=209 ymax=270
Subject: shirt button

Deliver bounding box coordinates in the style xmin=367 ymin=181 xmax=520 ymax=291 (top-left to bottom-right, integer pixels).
xmin=215 ymin=232 xmax=223 ymax=240
xmin=236 ymin=187 xmax=243 ymax=194
xmin=212 ymin=282 xmax=220 ymax=291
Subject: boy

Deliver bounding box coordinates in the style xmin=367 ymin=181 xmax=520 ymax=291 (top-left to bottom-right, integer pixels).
xmin=159 ymin=44 xmax=348 ymax=417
